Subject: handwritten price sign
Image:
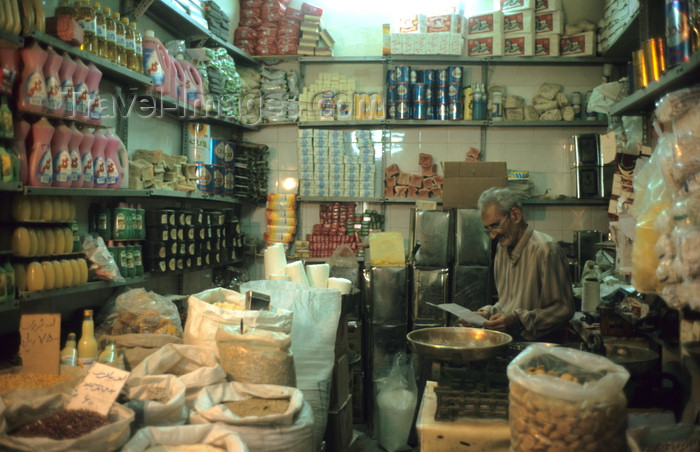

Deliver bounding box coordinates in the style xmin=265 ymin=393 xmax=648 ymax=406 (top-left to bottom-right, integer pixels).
xmin=19 ymin=314 xmax=60 ymax=375
xmin=67 ymin=362 xmax=130 ymax=416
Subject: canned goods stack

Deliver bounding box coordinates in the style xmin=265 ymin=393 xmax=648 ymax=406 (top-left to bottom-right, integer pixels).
xmin=387 ymin=65 xmax=464 ymax=121
xmin=183 ymin=123 xmax=237 ymax=198
xmin=265 ymin=194 xmax=297 ymax=246
xmin=303 ymin=203 xmax=365 ymax=258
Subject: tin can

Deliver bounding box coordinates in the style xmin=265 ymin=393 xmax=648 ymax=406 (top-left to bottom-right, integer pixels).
xmin=435 ymin=103 xmax=448 ymax=120
xmin=224 ymin=141 xmax=235 ymax=166
xmin=195 ymin=163 xmax=214 ymax=193
xmin=643 ymin=37 xmax=667 ymax=82
xmin=435 ymin=85 xmax=448 ymax=103
xmin=387 ymin=85 xmax=398 ymax=103
xmin=213 ymin=165 xmax=225 ymax=195
xmin=571 ymin=91 xmax=582 ymax=118
xmin=209 ymin=138 xmax=231 ymax=166
xmin=447 ymin=83 xmax=462 ymax=101
xmin=395 ymin=101 xmax=411 ymax=119
xmin=423 ymin=69 xmax=435 ymax=85
xmin=394 ymin=65 xmax=410 ymax=83
xmin=436 ymin=68 xmax=449 ymax=85
xmin=491 ymin=91 xmax=503 ymax=121
xmin=448 ymin=102 xmax=463 ymax=120
xmin=632 ymin=49 xmax=649 ymax=89
xmin=386 ymin=69 xmax=396 ymax=84
xmin=410 ymin=69 xmax=422 ymax=84
xmin=387 ymin=102 xmax=396 ymax=119
xmin=396 ymin=83 xmax=411 ymax=101
xmin=412 ymin=101 xmax=428 ymax=120
xmin=447 ymin=66 xmax=463 ymax=83
xmin=424 ymin=85 xmax=435 ymax=103
xmin=426 ymin=104 xmax=435 ymax=120
xmin=412 ymin=83 xmax=426 ymax=102
xmin=224 ymin=167 xmax=235 ymax=197
xmin=666 ymin=0 xmax=692 ymax=67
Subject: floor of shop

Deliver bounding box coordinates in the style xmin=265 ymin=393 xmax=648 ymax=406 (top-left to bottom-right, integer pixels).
xmin=347 ymin=424 xmax=419 ymax=452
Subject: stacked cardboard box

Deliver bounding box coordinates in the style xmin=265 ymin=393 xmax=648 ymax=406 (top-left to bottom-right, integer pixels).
xmin=297 ymin=4 xmax=335 ymax=57
xmin=389 ymin=13 xmax=463 ymax=55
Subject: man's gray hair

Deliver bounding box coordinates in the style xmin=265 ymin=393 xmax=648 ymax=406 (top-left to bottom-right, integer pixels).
xmin=477 ymin=187 xmax=522 ymax=215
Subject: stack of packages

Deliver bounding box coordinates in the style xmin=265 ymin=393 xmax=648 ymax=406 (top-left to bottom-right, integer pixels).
xmin=203 ymin=48 xmax=243 ymax=119
xmin=129 ymin=149 xmax=192 ymax=191
xmin=202 ymin=1 xmax=230 ymax=42
xmin=389 ymin=11 xmax=463 ymax=55
xmin=296 ymin=3 xmax=334 ymax=56
xmin=237 ymin=66 xmax=262 ymax=125
xmin=260 ymin=66 xmax=300 ymax=123
xmin=233 ymin=141 xmax=269 ymax=203
xmin=306 ymin=203 xmax=363 ymax=258
xmin=265 ymin=194 xmax=297 ymax=247
xmin=298 ymin=72 xmax=385 ymax=122
xmin=235 ymin=0 xmax=302 ymax=56
xmin=384 ymin=153 xmax=443 ymax=198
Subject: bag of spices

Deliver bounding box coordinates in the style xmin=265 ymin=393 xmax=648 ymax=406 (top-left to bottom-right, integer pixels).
xmin=122 ymin=374 xmax=188 ymax=428
xmin=122 ymin=424 xmax=248 ymax=452
xmin=507 ymin=344 xmax=630 ymax=452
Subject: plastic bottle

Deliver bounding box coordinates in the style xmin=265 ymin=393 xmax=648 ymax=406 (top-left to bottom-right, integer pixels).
xmin=179 ymin=58 xmax=203 ymax=106
xmin=7 ymin=0 xmax=21 ymax=36
xmin=171 ymin=57 xmax=185 ymax=102
xmin=103 ymin=129 xmax=124 ymax=189
xmin=55 ymin=0 xmax=75 ymax=17
xmin=122 ymin=17 xmax=137 ymax=72
xmin=43 ymin=47 xmax=63 ymax=115
xmin=98 ymin=338 xmax=116 ymax=365
xmin=68 ymin=123 xmax=83 ymax=187
xmin=103 ymin=6 xmax=116 ymax=63
xmin=0 ymin=145 xmax=16 ymax=182
xmin=91 ymin=128 xmax=107 ymax=188
xmin=72 ymin=58 xmax=89 ymax=121
xmin=25 ymin=261 xmax=44 ymax=292
xmin=133 ymin=243 xmax=143 ymax=275
xmin=113 ymin=11 xmax=126 ymax=66
xmin=491 ymin=90 xmax=503 ymax=121
xmin=85 ymin=63 xmax=102 ymax=124
xmin=474 ymin=83 xmax=487 ymax=121
xmin=59 ymin=53 xmax=76 ymax=118
xmin=75 ymin=0 xmax=96 ymax=54
xmin=92 ymin=2 xmax=105 ymax=58
xmin=142 ymin=30 xmax=170 ymax=95
xmin=0 ymin=47 xmax=20 ymax=96
xmin=78 ymin=309 xmax=98 ymax=366
xmin=51 ymin=123 xmax=72 ymax=187
xmin=78 ymin=127 xmax=95 ymax=187
xmin=3 ymin=261 xmax=15 ymax=301
xmin=125 ymin=243 xmax=135 ymax=277
xmin=27 ymin=118 xmax=54 ymax=187
xmin=18 ymin=43 xmax=48 ymax=113
xmin=130 ymin=21 xmax=143 ymax=73
xmin=60 ymin=332 xmax=77 ymax=366
xmin=50 ymin=259 xmax=63 ymax=288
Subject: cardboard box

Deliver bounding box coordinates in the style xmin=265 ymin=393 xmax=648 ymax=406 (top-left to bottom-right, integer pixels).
xmin=325 ymin=394 xmax=353 ymax=452
xmin=442 ymin=162 xmax=508 ymax=208
xmin=330 ymin=353 xmax=350 ymax=410
xmin=504 ymin=31 xmax=536 ymax=56
xmin=535 ymin=10 xmax=564 ymax=34
xmin=466 ymin=10 xmax=504 ymax=36
xmin=536 ymin=0 xmax=562 ymax=11
xmin=495 ymin=0 xmax=535 ymax=11
xmin=504 ymin=9 xmax=535 ymax=34
xmin=465 ymin=34 xmax=504 ymax=56
xmin=427 ymin=14 xmax=462 ymax=33
xmin=560 ymin=31 xmax=597 ymax=56
xmin=535 ymin=33 xmax=560 ymax=56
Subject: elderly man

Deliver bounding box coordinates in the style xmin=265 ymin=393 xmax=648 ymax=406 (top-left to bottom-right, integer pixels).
xmin=474 ymin=187 xmax=574 ymax=343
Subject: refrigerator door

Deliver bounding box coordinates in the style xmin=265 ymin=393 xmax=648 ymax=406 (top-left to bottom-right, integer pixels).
xmin=455 ymin=208 xmax=491 ymax=266
xmin=411 ymin=209 xmax=453 ymax=267
xmin=411 ymin=267 xmax=449 ymax=324
xmin=367 ymin=266 xmax=408 ymax=323
xmin=452 ymin=265 xmax=491 ymax=312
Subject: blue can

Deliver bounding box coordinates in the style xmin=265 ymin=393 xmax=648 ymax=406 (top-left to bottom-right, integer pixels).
xmin=213 ymin=165 xmax=225 ymax=195
xmin=387 ymin=85 xmax=398 ymax=103
xmin=225 ymin=167 xmax=235 ymax=197
xmin=410 ymin=69 xmax=422 ymax=84
xmin=435 ymin=85 xmax=448 ymax=103
xmin=447 ymin=83 xmax=462 ymax=101
xmin=435 ymin=103 xmax=448 ymax=120
xmin=425 ymin=85 xmax=435 ymax=102
xmin=224 ymin=141 xmax=235 ymax=166
xmin=394 ymin=65 xmax=410 ymax=83
xmin=412 ymin=101 xmax=428 ymax=120
xmin=666 ymin=0 xmax=692 ymax=67
xmin=395 ymin=83 xmax=411 ymax=101
xmin=448 ymin=66 xmax=463 ymax=83
xmin=436 ymin=68 xmax=449 ymax=85
xmin=195 ymin=164 xmax=214 ymax=193
xmin=412 ymin=83 xmax=426 ymax=102
xmin=387 ymin=102 xmax=396 ymax=119
xmin=395 ymin=101 xmax=411 ymax=119
xmin=386 ymin=69 xmax=396 ymax=84
xmin=209 ymin=138 xmax=230 ymax=166
xmin=426 ymin=104 xmax=435 ymax=120
xmin=448 ymin=102 xmax=463 ymax=120
xmin=423 ymin=69 xmax=435 ymax=85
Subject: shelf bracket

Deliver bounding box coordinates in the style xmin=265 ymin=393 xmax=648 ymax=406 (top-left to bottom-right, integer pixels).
xmin=126 ymin=0 xmax=155 ymax=20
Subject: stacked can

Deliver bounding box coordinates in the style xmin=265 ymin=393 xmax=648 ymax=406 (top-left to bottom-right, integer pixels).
xmin=440 ymin=66 xmax=464 ymax=120
xmin=410 ymin=69 xmax=434 ymax=120
xmin=394 ymin=65 xmax=411 ymax=120
xmin=192 ymin=137 xmax=236 ymax=197
xmin=387 ymin=65 xmax=464 ymax=121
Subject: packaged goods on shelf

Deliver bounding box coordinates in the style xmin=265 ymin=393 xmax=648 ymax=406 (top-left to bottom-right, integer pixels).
xmin=560 ymin=31 xmax=597 ymax=57
xmin=535 ymin=33 xmax=560 ymax=56
xmin=466 ymin=10 xmax=504 ymax=36
xmin=504 ymin=9 xmax=535 ymax=34
xmin=396 ymin=14 xmax=427 ymax=33
xmin=202 ymin=1 xmax=230 ymax=41
xmin=495 ymin=0 xmax=535 ymax=11
xmin=233 ymin=142 xmax=268 ymax=203
xmin=465 ymin=34 xmax=504 ymax=57
xmin=504 ymin=32 xmax=536 ymax=56
xmin=536 ymin=0 xmax=562 ymax=12
xmin=384 ymin=154 xmax=444 ymax=199
xmin=535 ymin=10 xmax=564 ymax=35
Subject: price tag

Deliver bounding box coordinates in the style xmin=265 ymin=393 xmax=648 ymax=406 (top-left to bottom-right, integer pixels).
xmin=19 ymin=314 xmax=60 ymax=375
xmin=67 ymin=363 xmax=130 ymax=416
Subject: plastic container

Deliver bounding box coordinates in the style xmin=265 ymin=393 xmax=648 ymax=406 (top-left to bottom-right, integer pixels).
xmin=77 ymin=308 xmax=98 ymax=365
xmin=122 ymin=16 xmax=137 ymax=71
xmin=68 ymin=123 xmax=84 ymax=187
xmin=103 ymin=6 xmax=116 ymax=63
xmin=78 ymin=127 xmax=95 ymax=187
xmin=85 ymin=63 xmax=102 ymax=124
xmin=11 ymin=120 xmax=29 ymax=184
xmin=131 ymin=21 xmax=143 ymax=73
xmin=179 ymin=58 xmax=203 ymax=106
xmin=27 ymin=118 xmax=54 ymax=187
xmin=0 ymin=47 xmax=20 ymax=95
xmin=113 ymin=11 xmax=126 ymax=66
xmin=59 ymin=53 xmax=77 ymax=117
xmin=43 ymin=47 xmax=63 ymax=115
xmin=60 ymin=332 xmax=77 ymax=366
xmin=50 ymin=123 xmax=72 ymax=187
xmin=171 ymin=57 xmax=185 ymax=102
xmin=75 ymin=0 xmax=97 ymax=54
xmin=72 ymin=58 xmax=89 ymax=121
xmin=112 ymin=203 xmax=130 ymax=240
xmin=142 ymin=30 xmax=170 ymax=94
xmin=92 ymin=1 xmax=106 ymax=58
xmin=18 ymin=43 xmax=48 ymax=113
xmin=103 ymin=129 xmax=125 ymax=188
xmin=91 ymin=128 xmax=107 ymax=188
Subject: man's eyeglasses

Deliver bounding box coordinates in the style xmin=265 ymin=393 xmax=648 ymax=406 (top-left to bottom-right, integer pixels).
xmin=484 ymin=214 xmax=509 ymax=234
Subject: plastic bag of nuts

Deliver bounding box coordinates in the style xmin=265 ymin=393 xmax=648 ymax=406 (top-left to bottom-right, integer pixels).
xmin=507 ymin=344 xmax=630 ymax=452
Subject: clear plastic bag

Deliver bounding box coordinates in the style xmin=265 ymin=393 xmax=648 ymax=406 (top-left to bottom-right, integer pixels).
xmin=376 ymin=352 xmax=417 ymax=452
xmin=82 ymin=233 xmax=123 ymax=282
xmin=107 ymin=288 xmax=183 ymax=337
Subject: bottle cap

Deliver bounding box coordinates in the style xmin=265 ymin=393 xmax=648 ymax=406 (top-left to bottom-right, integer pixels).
xmin=144 ymin=30 xmax=155 ymax=37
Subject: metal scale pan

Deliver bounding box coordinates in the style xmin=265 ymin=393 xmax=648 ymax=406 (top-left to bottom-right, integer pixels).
xmin=407 ymin=327 xmax=513 ymax=366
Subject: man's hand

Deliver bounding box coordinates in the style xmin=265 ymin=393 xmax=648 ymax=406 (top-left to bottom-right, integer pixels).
xmin=458 ymin=310 xmax=490 ymax=327
xmin=483 ymin=313 xmax=520 ymax=332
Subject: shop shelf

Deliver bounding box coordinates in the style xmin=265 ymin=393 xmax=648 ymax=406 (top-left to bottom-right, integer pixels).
xmin=149 ymin=189 xmax=239 ymax=204
xmin=298 ymin=120 xmax=385 ymax=128
xmin=28 ymin=31 xmax=153 ymax=87
xmin=23 ymin=186 xmax=150 ymax=197
xmin=299 ymin=56 xmax=385 ymax=64
xmin=0 ymin=28 xmax=22 ymax=47
xmin=521 ymin=197 xmax=609 ymax=205
xmin=138 ymin=94 xmax=260 ymax=131
xmin=17 ymin=109 xmax=109 ymax=129
xmin=387 ymin=119 xmax=487 ymax=127
xmin=489 ymin=120 xmax=609 ymax=127
xmin=386 ymin=55 xmax=624 ymax=66
xmin=298 ymin=196 xmax=382 ymax=203
xmin=18 ymin=275 xmax=148 ymax=303
xmin=0 ymin=300 xmax=19 ymax=312
xmin=0 ymin=181 xmax=22 ymax=192
xmin=383 ymin=197 xmax=443 ymax=204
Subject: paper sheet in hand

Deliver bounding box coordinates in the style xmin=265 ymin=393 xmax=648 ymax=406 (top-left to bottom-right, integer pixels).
xmin=433 ymin=303 xmax=485 ymax=326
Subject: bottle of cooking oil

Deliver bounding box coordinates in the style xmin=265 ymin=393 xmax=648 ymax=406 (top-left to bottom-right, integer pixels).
xmin=113 ymin=11 xmax=126 ymax=66
xmin=55 ymin=0 xmax=76 ymax=17
xmin=130 ymin=21 xmax=143 ymax=74
xmin=92 ymin=2 xmax=106 ymax=58
xmin=122 ymin=17 xmax=137 ymax=71
xmin=75 ymin=0 xmax=97 ymax=54
xmin=103 ymin=7 xmax=116 ymax=63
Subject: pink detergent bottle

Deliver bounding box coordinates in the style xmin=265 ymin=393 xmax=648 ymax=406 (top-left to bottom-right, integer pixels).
xmin=51 ymin=123 xmax=72 ymax=187
xmin=142 ymin=30 xmax=170 ymax=95
xmin=86 ymin=63 xmax=102 ymax=124
xmin=79 ymin=127 xmax=95 ymax=188
xmin=103 ymin=129 xmax=125 ymax=189
xmin=91 ymin=128 xmax=108 ymax=188
xmin=180 ymin=59 xmax=203 ymax=108
xmin=68 ymin=124 xmax=84 ymax=187
xmin=0 ymin=47 xmax=20 ymax=95
xmin=171 ymin=57 xmax=185 ymax=103
xmin=59 ymin=53 xmax=77 ymax=118
xmin=44 ymin=47 xmax=64 ymax=116
xmin=18 ymin=43 xmax=48 ymax=113
xmin=12 ymin=119 xmax=30 ymax=184
xmin=27 ymin=118 xmax=54 ymax=187
xmin=73 ymin=58 xmax=90 ymax=122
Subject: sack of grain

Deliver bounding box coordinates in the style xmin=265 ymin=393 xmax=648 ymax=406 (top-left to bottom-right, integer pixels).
xmin=122 ymin=424 xmax=249 ymax=452
xmin=123 ymin=374 xmax=188 ymax=428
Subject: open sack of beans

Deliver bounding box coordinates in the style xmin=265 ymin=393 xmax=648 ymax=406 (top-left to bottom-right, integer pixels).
xmin=121 ymin=424 xmax=249 ymax=452
xmin=0 ymin=392 xmax=134 ymax=451
xmin=507 ymin=344 xmax=630 ymax=452
xmin=122 ymin=374 xmax=188 ymax=429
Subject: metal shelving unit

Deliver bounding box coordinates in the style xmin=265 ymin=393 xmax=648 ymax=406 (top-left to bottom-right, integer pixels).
xmin=18 ymin=275 xmax=149 ymax=303
xmin=298 ymin=196 xmax=382 ymax=203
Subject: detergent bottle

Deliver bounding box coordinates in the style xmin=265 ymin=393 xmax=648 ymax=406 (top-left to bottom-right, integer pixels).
xmin=12 ymin=120 xmax=30 ymax=184
xmin=142 ymin=30 xmax=170 ymax=95
xmin=59 ymin=53 xmax=77 ymax=118
xmin=44 ymin=47 xmax=64 ymax=116
xmin=179 ymin=58 xmax=203 ymax=107
xmin=68 ymin=123 xmax=83 ymax=187
xmin=51 ymin=123 xmax=72 ymax=187
xmin=27 ymin=118 xmax=54 ymax=187
xmin=73 ymin=58 xmax=90 ymax=121
xmin=18 ymin=43 xmax=48 ymax=113
xmin=103 ymin=129 xmax=126 ymax=189
xmin=170 ymin=57 xmax=185 ymax=103
xmin=85 ymin=63 xmax=102 ymax=124
xmin=0 ymin=47 xmax=19 ymax=95
xmin=79 ymin=127 xmax=95 ymax=188
xmin=91 ymin=128 xmax=107 ymax=188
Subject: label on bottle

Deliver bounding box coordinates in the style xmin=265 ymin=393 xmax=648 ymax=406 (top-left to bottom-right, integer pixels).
xmin=70 ymin=149 xmax=82 ymax=182
xmin=143 ymin=48 xmax=165 ymax=85
xmin=60 ymin=351 xmax=76 ymax=366
xmin=95 ymin=22 xmax=105 ymax=38
xmin=36 ymin=149 xmax=53 ymax=184
xmin=115 ymin=212 xmax=126 ymax=230
xmin=75 ymin=82 xmax=89 ymax=115
xmin=116 ymin=32 xmax=126 ymax=48
xmin=46 ymin=75 xmax=62 ymax=111
xmin=120 ymin=250 xmax=128 ymax=268
xmin=98 ymin=212 xmax=108 ymax=230
xmin=62 ymin=79 xmax=74 ymax=114
xmin=105 ymin=156 xmax=119 ymax=185
xmin=24 ymin=72 xmax=47 ymax=107
xmin=89 ymin=90 xmax=101 ymax=121
xmin=81 ymin=151 xmax=93 ymax=183
xmin=126 ymin=37 xmax=136 ymax=52
xmin=106 ymin=26 xmax=116 ymax=43
xmin=78 ymin=17 xmax=97 ymax=35
xmin=136 ymin=42 xmax=143 ymax=55
xmin=53 ymin=149 xmax=71 ymax=183
xmin=126 ymin=250 xmax=134 ymax=269
xmin=93 ymin=155 xmax=106 ymax=185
